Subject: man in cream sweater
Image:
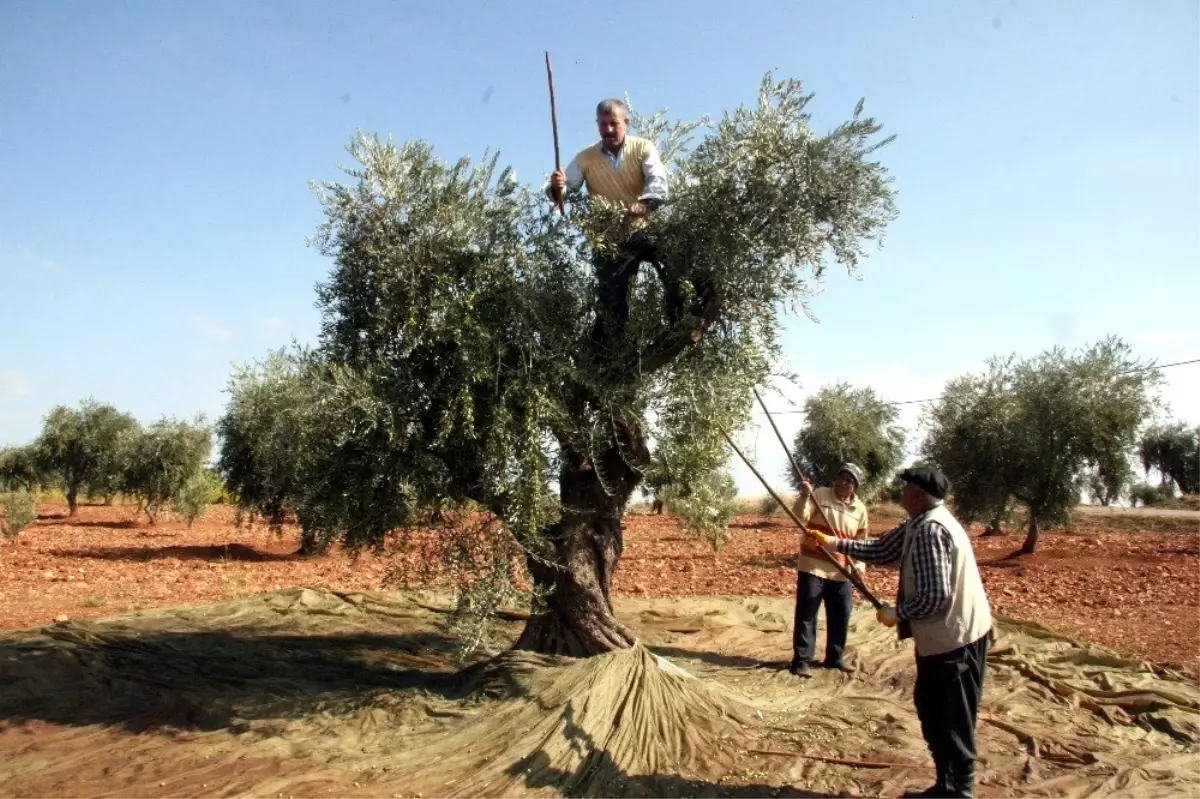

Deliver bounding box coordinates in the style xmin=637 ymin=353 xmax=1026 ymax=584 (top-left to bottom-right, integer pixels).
xmin=790 ymin=463 xmax=870 ymax=678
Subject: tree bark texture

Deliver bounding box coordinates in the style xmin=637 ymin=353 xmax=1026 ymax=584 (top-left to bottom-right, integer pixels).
xmin=514 ymin=446 xmax=641 ymax=657
xmin=1021 ymin=515 xmax=1040 ymax=555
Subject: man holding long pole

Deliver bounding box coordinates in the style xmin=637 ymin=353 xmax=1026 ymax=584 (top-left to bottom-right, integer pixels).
xmin=545 ymin=96 xmax=670 ymax=350
xmin=546 ymin=97 xmax=669 ymax=216
xmin=789 ymin=463 xmax=870 ymax=678
xmin=807 ymin=466 xmax=994 ymax=799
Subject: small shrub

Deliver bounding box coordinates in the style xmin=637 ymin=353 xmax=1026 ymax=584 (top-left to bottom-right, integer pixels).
xmin=759 ymin=495 xmax=780 ymax=517
xmin=201 ymin=467 xmax=233 ymax=504
xmin=1129 ymin=482 xmax=1177 ymax=507
xmin=1 ymin=491 xmax=38 ymax=539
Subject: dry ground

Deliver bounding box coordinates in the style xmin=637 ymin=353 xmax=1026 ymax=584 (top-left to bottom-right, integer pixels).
xmin=2 ymin=502 xmax=1197 ymax=675
xmin=2 ymin=503 xmax=1198 ymax=798
xmin=1 ymin=589 xmax=1197 ymax=798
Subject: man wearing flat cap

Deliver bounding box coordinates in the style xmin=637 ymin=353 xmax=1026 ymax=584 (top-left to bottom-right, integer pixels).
xmin=808 ymin=465 xmax=993 ymax=799
xmin=789 ymin=463 xmax=870 ymax=678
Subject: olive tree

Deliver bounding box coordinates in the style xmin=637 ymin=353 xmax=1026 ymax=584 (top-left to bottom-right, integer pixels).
xmin=34 ymin=399 xmax=140 ymax=515
xmin=0 ymin=446 xmax=44 ymax=494
xmin=122 ymin=417 xmax=212 ymax=523
xmin=1139 ymin=422 xmax=1199 ymax=496
xmin=281 ymin=74 xmax=895 ymax=656
xmin=215 ymin=349 xmax=320 ymax=553
xmin=787 ymin=382 xmax=905 ymax=499
xmin=923 ymin=337 xmax=1159 ymax=553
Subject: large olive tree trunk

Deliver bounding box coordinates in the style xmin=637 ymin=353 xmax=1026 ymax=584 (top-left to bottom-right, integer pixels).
xmin=514 ymin=445 xmax=640 ymax=657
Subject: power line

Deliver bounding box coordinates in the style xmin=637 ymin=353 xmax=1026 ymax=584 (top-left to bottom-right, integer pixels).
xmin=763 ymin=357 xmax=1200 ymax=414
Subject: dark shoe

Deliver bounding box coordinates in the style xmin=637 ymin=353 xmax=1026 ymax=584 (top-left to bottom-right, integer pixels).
xmin=945 ymin=762 xmax=975 ymax=798
xmin=789 ymin=663 xmax=813 ymax=678
xmin=901 ymin=760 xmax=948 ymax=798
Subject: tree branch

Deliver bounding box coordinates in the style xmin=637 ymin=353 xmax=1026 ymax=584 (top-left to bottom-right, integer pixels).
xmin=637 ymin=286 xmax=721 ymax=375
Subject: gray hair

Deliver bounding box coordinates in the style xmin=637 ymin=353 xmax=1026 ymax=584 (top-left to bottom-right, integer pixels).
xmin=595 ymin=98 xmax=629 ymax=120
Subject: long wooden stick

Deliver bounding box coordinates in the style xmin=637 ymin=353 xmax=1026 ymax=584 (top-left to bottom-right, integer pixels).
xmin=544 ymin=51 xmax=566 ymax=216
xmin=752 ymin=387 xmax=837 ymax=532
xmin=752 ymin=386 xmax=858 ymax=570
xmin=720 ymin=427 xmax=883 ymax=609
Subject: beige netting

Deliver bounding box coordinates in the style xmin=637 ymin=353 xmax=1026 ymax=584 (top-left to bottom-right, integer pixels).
xmin=0 ymin=589 xmax=1195 ymax=798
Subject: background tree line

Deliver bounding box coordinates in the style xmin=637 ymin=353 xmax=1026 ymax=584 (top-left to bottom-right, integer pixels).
xmin=3 ymin=335 xmax=1192 ymax=558
xmin=775 ymin=335 xmax=1190 ymax=555
xmin=1 ymin=398 xmax=219 ymax=538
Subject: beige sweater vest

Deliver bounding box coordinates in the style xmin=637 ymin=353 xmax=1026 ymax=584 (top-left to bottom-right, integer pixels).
xmin=901 ymin=503 xmax=993 ymax=656
xmin=576 ymin=136 xmax=650 ymax=205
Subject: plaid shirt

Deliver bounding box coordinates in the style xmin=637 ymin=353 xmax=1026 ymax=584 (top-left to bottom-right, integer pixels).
xmin=833 ymin=507 xmax=954 ymax=621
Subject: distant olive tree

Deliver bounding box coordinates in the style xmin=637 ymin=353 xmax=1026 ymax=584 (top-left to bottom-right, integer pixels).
xmin=923 ymin=336 xmax=1159 ymax=553
xmin=123 ymin=417 xmax=212 ymax=523
xmin=34 ymin=399 xmax=140 ymax=515
xmin=1129 ymin=481 xmax=1177 ymax=508
xmin=788 ymin=382 xmax=905 ymax=499
xmin=0 ymin=446 xmax=44 ymax=494
xmin=1085 ymin=464 xmax=1135 ymax=507
xmin=171 ymin=472 xmax=213 ymax=528
xmin=215 ymin=349 xmax=319 ymax=553
xmin=1139 ymin=422 xmax=1199 ymax=496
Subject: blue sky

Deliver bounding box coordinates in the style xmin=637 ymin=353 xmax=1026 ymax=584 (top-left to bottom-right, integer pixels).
xmin=2 ymin=0 xmax=1197 ymax=494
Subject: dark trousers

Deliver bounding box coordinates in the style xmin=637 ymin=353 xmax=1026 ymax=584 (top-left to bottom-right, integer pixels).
xmin=913 ymin=632 xmax=991 ymax=793
xmin=593 ymin=235 xmax=655 ymax=345
xmin=791 ymin=571 xmax=854 ymax=668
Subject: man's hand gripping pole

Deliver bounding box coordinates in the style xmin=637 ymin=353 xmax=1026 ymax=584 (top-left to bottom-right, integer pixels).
xmin=719 ymin=425 xmax=884 ymax=610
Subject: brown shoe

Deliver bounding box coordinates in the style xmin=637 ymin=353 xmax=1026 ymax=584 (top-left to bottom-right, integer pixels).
xmin=820 ymin=661 xmax=854 ymax=674
xmin=789 ymin=663 xmax=813 ymax=678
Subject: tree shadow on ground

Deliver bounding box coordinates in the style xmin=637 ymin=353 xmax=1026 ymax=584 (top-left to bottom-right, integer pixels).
xmin=516 ymin=748 xmax=833 ymax=798
xmin=648 ymin=644 xmax=790 ymax=672
xmin=980 ymin=547 xmax=1054 ymax=566
xmin=0 ymin=627 xmax=489 ymax=733
xmin=37 ymin=517 xmax=142 ymax=529
xmin=52 ymin=544 xmax=300 ymax=563
xmin=728 ymin=519 xmax=787 ymax=531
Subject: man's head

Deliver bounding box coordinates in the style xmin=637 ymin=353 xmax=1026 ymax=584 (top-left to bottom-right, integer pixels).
xmin=896 ymin=466 xmax=951 ymax=517
xmin=595 ymin=98 xmax=629 ymax=151
xmin=833 ymin=462 xmax=865 ymax=500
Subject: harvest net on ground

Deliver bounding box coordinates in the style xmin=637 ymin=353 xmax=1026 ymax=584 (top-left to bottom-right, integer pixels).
xmin=1 ymin=588 xmax=1196 ymax=798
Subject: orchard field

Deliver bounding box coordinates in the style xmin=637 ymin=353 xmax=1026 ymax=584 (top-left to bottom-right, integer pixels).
xmin=3 ymin=500 xmax=1197 ymax=676
xmin=3 ymin=500 xmax=1199 ymax=799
